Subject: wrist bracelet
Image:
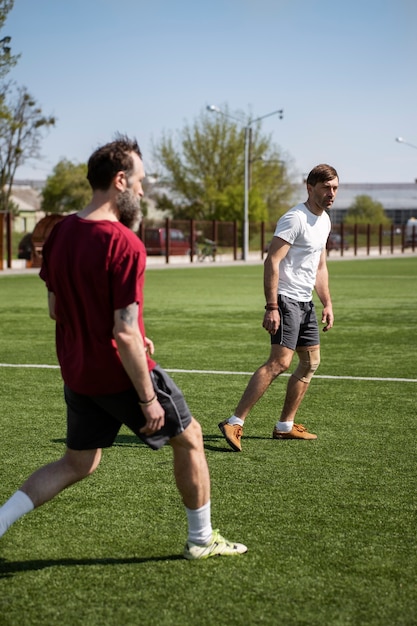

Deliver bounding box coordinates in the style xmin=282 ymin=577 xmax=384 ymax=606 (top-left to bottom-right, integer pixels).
xmin=265 ymin=304 xmax=278 ymax=311
xmin=138 ymin=394 xmax=157 ymax=407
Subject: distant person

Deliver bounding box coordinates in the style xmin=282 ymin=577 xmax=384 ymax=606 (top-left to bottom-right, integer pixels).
xmin=0 ymin=135 xmax=247 ymax=560
xmin=219 ymin=164 xmax=338 ymax=451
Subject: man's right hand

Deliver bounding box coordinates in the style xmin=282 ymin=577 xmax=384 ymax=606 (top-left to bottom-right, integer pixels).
xmin=262 ymin=310 xmax=280 ymax=335
xmin=139 ymin=400 xmax=165 ymax=435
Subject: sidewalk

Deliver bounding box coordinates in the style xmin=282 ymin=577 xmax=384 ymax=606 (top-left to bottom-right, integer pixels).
xmin=1 ymin=247 xmax=417 ymax=276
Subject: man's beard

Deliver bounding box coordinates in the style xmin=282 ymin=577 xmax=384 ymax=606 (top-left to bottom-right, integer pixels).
xmin=116 ymin=188 xmax=142 ymax=230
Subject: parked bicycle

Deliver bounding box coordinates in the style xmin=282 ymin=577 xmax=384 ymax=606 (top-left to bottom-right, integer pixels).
xmin=198 ymin=238 xmax=217 ymax=262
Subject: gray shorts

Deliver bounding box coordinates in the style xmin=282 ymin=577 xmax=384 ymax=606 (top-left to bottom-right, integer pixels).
xmin=271 ymin=295 xmax=320 ymax=350
xmin=65 ymin=365 xmax=192 ymax=451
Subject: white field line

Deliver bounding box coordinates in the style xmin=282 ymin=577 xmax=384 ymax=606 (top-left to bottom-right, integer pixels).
xmin=0 ymin=363 xmax=416 ymax=383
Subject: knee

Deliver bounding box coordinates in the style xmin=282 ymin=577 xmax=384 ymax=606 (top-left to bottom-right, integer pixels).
xmin=184 ymin=417 xmax=204 ymax=446
xmin=266 ymin=357 xmax=291 ymax=378
xmin=293 ymin=349 xmax=320 ymax=383
xmin=171 ymin=417 xmax=204 ymax=452
xmin=64 ymin=448 xmax=102 ymax=480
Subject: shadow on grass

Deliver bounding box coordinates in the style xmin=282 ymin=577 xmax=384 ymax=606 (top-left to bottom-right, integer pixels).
xmin=52 ymin=434 xmax=148 ymax=448
xmin=0 ymin=554 xmax=183 ymax=578
xmin=52 ymin=433 xmax=269 ymax=453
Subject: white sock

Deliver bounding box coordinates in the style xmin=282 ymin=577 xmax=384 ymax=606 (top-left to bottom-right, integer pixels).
xmin=186 ymin=500 xmax=212 ymax=545
xmin=228 ymin=415 xmax=244 ymax=426
xmin=0 ymin=490 xmax=34 ymax=537
xmin=276 ymin=421 xmax=293 ymax=433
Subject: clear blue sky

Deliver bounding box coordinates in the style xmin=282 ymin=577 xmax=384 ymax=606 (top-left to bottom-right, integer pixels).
xmin=5 ymin=0 xmax=417 ymax=183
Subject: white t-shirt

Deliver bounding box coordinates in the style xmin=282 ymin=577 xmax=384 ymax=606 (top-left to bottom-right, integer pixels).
xmin=273 ymin=203 xmax=331 ymax=301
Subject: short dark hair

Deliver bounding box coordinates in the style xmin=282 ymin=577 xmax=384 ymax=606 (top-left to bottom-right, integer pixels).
xmin=87 ymin=134 xmax=142 ymax=191
xmin=306 ymin=164 xmax=338 ymax=187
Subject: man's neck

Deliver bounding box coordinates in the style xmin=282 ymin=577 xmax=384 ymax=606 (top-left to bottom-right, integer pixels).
xmin=78 ymin=196 xmax=118 ymax=221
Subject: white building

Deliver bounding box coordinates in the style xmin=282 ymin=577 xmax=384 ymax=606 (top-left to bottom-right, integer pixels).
xmin=293 ymin=182 xmax=417 ymax=225
xmin=9 ymin=180 xmax=417 ymax=233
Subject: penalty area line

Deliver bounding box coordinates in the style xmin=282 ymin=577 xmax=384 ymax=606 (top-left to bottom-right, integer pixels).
xmin=166 ymin=368 xmax=417 ymax=383
xmin=0 ymin=363 xmax=416 ymax=383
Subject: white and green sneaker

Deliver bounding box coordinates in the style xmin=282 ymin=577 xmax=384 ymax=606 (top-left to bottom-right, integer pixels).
xmin=184 ymin=529 xmax=248 ymax=560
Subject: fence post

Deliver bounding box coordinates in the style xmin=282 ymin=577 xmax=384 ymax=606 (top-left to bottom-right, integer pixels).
xmin=190 ymin=218 xmax=195 ymax=263
xmin=165 ymin=217 xmax=170 ymax=263
xmin=0 ymin=213 xmax=3 ymax=270
xmin=233 ymin=221 xmax=238 ymax=261
xmin=138 ymin=220 xmax=144 ymax=242
xmin=6 ymin=211 xmax=12 ymax=268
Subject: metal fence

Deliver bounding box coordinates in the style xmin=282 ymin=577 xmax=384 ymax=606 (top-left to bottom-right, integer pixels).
xmin=138 ymin=218 xmax=417 ymax=263
xmin=1 ymin=215 xmax=416 ymax=270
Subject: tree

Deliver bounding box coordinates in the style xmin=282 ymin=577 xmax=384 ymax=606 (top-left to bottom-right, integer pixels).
xmin=0 ymin=1 xmax=20 ymax=79
xmin=0 ymin=1 xmax=55 ymax=215
xmin=345 ymin=194 xmax=391 ymax=226
xmin=41 ymin=159 xmax=90 ymax=214
xmin=152 ymin=106 xmax=295 ymax=224
xmin=0 ymin=83 xmax=55 ymax=213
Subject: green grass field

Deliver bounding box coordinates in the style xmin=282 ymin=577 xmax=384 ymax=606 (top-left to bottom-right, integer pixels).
xmin=0 ymin=257 xmax=416 ymax=626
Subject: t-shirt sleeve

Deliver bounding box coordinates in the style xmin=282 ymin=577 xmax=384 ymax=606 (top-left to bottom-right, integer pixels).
xmin=111 ymin=249 xmax=143 ymax=310
xmin=274 ymin=211 xmax=301 ymax=245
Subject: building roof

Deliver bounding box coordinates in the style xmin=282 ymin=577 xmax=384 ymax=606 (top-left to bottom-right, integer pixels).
xmin=10 ymin=185 xmax=42 ymax=212
xmin=333 ymin=183 xmax=417 ymax=210
xmin=294 ymin=182 xmax=417 ymax=210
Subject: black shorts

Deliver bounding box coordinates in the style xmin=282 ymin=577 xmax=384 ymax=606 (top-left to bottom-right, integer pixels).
xmin=271 ymin=295 xmax=320 ymax=350
xmin=65 ymin=365 xmax=192 ymax=451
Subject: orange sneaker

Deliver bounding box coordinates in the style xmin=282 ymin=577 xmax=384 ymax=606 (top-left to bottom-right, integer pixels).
xmin=218 ymin=420 xmax=243 ymax=451
xmin=272 ymin=423 xmax=317 ymax=440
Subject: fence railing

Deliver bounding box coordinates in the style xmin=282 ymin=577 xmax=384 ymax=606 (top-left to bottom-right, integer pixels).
xmin=138 ymin=218 xmax=417 ymax=263
xmin=2 ymin=216 xmax=416 ymax=270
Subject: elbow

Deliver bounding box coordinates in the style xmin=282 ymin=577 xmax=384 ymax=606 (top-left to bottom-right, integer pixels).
xmin=113 ymin=327 xmax=133 ymax=349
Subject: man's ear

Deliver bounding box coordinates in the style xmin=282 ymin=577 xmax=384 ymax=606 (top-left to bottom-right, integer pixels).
xmin=114 ymin=170 xmax=127 ymax=192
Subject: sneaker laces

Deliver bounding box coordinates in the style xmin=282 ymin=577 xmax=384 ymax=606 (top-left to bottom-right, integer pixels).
xmin=294 ymin=423 xmax=308 ymax=432
xmin=233 ymin=425 xmax=243 ymax=438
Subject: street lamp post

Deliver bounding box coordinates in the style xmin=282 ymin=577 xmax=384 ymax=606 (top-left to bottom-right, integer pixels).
xmin=395 ymin=137 xmax=417 ymax=150
xmin=207 ymin=105 xmax=283 ymax=260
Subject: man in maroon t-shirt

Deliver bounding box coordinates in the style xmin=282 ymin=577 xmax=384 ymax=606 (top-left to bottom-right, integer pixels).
xmin=0 ymin=135 xmax=247 ymax=560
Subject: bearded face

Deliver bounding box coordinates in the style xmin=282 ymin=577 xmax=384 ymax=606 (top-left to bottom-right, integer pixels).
xmin=116 ymin=188 xmax=142 ymax=230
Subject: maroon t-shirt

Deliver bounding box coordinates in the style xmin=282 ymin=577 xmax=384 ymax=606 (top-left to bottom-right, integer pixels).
xmin=40 ymin=214 xmax=156 ymax=395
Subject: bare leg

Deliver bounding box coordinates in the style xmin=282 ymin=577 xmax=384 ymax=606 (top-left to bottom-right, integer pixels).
xmin=279 ymin=376 xmax=310 ymax=422
xmin=20 ymin=448 xmax=102 ymax=508
xmin=234 ymin=345 xmax=294 ymax=421
xmin=169 ymin=417 xmax=210 ymax=510
xmin=279 ymin=346 xmax=319 ymax=422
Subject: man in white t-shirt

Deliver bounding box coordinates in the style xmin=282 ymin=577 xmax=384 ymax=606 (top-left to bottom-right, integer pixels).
xmin=219 ymin=164 xmax=338 ymax=451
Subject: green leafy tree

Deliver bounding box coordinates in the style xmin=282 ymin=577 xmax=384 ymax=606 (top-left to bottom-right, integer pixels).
xmin=41 ymin=159 xmax=90 ymax=214
xmin=345 ymin=194 xmax=391 ymax=226
xmin=0 ymin=84 xmax=55 ymax=214
xmin=0 ymin=2 xmax=55 ymax=216
xmin=152 ymin=106 xmax=294 ymax=223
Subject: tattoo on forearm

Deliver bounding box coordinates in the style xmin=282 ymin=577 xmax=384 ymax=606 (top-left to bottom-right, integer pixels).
xmin=119 ymin=305 xmax=136 ymax=326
